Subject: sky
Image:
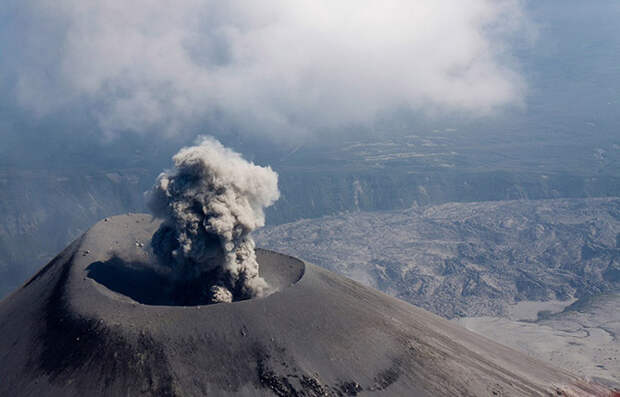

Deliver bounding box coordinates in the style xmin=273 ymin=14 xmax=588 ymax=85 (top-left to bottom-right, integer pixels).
xmin=1 ymin=0 xmax=531 ymax=143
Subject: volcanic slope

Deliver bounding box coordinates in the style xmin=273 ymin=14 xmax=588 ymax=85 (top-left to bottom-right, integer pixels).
xmin=0 ymin=214 xmax=613 ymax=396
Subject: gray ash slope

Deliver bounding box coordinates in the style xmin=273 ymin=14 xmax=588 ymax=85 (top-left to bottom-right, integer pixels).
xmin=0 ymin=215 xmax=612 ymax=396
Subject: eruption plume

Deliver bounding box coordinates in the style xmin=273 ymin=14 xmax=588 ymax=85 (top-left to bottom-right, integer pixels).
xmin=148 ymin=137 xmax=279 ymax=303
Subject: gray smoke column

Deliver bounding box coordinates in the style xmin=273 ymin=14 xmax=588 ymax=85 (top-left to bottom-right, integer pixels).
xmin=148 ymin=137 xmax=279 ymax=303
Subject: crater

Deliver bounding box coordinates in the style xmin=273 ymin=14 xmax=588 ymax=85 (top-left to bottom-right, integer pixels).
xmin=85 ymin=249 xmax=305 ymax=306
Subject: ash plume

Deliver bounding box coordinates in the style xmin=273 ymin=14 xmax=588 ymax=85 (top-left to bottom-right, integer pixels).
xmin=148 ymin=137 xmax=279 ymax=303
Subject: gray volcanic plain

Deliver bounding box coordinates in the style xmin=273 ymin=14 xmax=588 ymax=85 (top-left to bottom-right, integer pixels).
xmin=0 ymin=214 xmax=614 ymax=396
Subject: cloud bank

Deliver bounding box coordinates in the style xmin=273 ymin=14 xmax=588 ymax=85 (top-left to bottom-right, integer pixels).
xmin=3 ymin=0 xmax=528 ymax=138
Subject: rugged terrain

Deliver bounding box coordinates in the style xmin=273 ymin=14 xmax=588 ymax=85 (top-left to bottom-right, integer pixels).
xmin=256 ymin=197 xmax=620 ymax=318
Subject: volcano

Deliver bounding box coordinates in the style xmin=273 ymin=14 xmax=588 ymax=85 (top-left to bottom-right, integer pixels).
xmin=0 ymin=214 xmax=614 ymax=396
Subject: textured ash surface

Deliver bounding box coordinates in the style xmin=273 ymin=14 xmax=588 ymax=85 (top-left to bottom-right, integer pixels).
xmin=256 ymin=197 xmax=620 ymax=319
xmin=0 ymin=214 xmax=613 ymax=396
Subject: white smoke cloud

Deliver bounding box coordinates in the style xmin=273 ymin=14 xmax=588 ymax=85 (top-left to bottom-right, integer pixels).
xmin=3 ymin=0 xmax=529 ymax=138
xmin=148 ymin=137 xmax=279 ymax=303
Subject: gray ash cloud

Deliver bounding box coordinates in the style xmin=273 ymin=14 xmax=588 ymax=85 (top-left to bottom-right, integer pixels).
xmin=148 ymin=137 xmax=279 ymax=303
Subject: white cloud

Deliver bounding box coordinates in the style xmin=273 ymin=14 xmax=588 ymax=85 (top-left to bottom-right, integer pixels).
xmin=5 ymin=0 xmax=530 ymax=138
